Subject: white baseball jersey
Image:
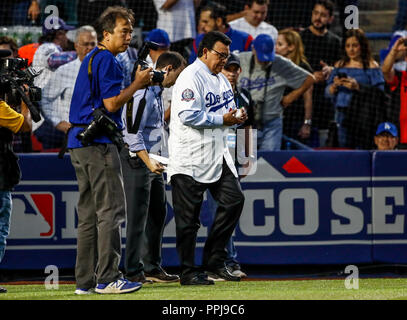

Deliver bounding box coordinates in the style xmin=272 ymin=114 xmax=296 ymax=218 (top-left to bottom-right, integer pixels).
xmin=167 ymin=58 xmax=238 ymax=184
xmin=229 ymin=17 xmax=278 ymax=41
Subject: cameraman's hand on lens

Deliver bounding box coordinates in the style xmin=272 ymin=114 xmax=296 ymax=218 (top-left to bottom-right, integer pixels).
xmin=223 ymin=109 xmax=246 ymax=126
xmin=134 ymin=65 xmax=154 ymax=89
xmin=148 ymin=158 xmax=165 ymax=174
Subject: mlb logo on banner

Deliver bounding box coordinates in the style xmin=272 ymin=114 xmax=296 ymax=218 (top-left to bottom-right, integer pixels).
xmin=9 ymin=192 xmax=55 ymax=239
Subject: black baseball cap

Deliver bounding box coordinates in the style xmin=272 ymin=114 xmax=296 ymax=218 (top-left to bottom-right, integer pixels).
xmin=224 ymin=53 xmax=241 ymax=68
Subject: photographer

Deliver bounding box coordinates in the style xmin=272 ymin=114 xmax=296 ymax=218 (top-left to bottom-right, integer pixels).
xmin=67 ymin=6 xmax=152 ymax=295
xmin=0 ymin=99 xmax=32 ymax=294
xmin=120 ymin=51 xmax=186 ymax=284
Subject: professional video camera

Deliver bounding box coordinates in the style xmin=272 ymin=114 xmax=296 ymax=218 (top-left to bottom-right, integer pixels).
xmin=0 ymin=49 xmax=42 ymax=122
xmin=132 ymin=41 xmax=165 ymax=84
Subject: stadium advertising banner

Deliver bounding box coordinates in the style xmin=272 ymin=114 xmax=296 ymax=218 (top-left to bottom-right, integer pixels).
xmin=1 ymin=151 xmax=407 ymax=269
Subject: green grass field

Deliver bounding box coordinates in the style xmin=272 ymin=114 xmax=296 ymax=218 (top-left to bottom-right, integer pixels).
xmin=1 ymin=278 xmax=407 ymax=300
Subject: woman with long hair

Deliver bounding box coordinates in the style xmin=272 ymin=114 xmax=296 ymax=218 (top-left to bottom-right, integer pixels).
xmin=326 ymin=28 xmax=385 ymax=148
xmin=276 ymin=29 xmax=315 ymax=146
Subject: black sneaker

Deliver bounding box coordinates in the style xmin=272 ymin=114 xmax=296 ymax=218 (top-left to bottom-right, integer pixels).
xmin=145 ymin=267 xmax=180 ymax=283
xmin=206 ymin=266 xmax=240 ymax=282
xmin=227 ymin=265 xmax=248 ymax=278
xmin=0 ymin=286 xmax=7 ymax=293
xmin=180 ymin=273 xmax=215 ymax=285
xmin=127 ymin=273 xmax=154 ymax=285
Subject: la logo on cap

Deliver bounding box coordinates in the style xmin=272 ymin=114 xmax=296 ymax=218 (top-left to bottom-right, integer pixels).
xmin=385 ymin=123 xmax=391 ymax=130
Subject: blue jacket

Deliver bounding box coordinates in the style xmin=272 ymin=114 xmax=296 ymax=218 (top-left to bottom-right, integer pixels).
xmin=189 ymin=26 xmax=253 ymax=64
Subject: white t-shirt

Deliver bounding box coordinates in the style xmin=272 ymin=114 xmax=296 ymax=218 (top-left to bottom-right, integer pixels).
xmin=168 ymin=59 xmax=238 ymax=184
xmin=229 ymin=17 xmax=278 ymax=41
xmin=153 ymin=0 xmax=196 ymax=42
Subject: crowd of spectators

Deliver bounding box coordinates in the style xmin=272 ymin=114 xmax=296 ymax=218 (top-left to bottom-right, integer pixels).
xmin=0 ymin=0 xmax=406 ymax=152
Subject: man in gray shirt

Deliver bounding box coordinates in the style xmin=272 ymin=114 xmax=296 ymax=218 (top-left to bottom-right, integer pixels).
xmin=238 ymin=34 xmax=315 ymax=150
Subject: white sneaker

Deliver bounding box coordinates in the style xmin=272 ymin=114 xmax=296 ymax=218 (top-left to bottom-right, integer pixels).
xmin=74 ymin=288 xmax=95 ymax=295
xmin=231 ymin=269 xmax=247 ymax=278
xmin=95 ymin=278 xmax=142 ymax=294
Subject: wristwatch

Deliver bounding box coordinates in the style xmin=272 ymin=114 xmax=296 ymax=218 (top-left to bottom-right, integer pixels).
xmin=304 ymin=119 xmax=312 ymax=126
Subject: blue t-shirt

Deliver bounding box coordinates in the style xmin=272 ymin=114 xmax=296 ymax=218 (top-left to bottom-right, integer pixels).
xmin=68 ymin=47 xmax=124 ymax=148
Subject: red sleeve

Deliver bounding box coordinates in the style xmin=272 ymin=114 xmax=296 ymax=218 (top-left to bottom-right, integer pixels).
xmin=244 ymin=35 xmax=253 ymax=51
xmin=387 ymin=73 xmax=400 ymax=92
xmin=193 ymin=39 xmax=198 ymax=54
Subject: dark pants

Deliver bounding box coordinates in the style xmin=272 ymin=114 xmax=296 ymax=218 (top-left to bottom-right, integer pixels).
xmin=70 ymin=144 xmax=125 ymax=289
xmin=120 ymin=149 xmax=167 ymax=277
xmin=171 ymin=160 xmax=245 ymax=279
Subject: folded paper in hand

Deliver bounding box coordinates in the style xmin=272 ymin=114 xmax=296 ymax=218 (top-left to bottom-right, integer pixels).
xmin=149 ymin=153 xmax=169 ymax=166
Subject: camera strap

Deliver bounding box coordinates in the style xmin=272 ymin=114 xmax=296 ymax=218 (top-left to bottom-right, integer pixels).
xmin=126 ymin=88 xmax=148 ymax=134
xmin=88 ymin=47 xmax=106 ymax=111
xmin=249 ymin=55 xmax=272 ymax=128
xmin=58 ymin=48 xmax=106 ymax=159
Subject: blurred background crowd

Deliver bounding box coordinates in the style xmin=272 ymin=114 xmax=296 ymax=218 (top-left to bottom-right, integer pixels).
xmin=1 ymin=0 xmax=406 ymax=152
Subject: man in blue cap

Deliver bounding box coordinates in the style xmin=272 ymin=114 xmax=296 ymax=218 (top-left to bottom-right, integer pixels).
xmin=145 ymin=28 xmax=171 ymax=66
xmin=238 ymin=33 xmax=315 ymax=151
xmin=374 ymin=122 xmax=399 ymax=151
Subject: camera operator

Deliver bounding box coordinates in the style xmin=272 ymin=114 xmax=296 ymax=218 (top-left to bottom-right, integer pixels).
xmin=120 ymin=51 xmax=186 ymax=284
xmin=0 ymin=98 xmax=32 ymax=294
xmin=0 ymin=37 xmax=33 ymax=152
xmin=67 ymin=6 xmax=152 ymax=295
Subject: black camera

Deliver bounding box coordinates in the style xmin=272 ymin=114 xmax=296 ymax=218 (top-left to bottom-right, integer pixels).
xmin=337 ymin=72 xmax=348 ymax=79
xmin=132 ymin=41 xmax=165 ymax=84
xmin=76 ymin=108 xmax=125 ymax=150
xmin=0 ymin=55 xmax=42 ymax=122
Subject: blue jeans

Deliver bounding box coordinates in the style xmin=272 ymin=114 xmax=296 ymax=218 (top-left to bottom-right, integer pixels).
xmin=0 ymin=191 xmax=12 ymax=263
xmin=335 ymin=108 xmax=348 ymax=148
xmin=206 ymin=192 xmax=239 ymax=267
xmin=258 ymin=117 xmax=283 ymax=151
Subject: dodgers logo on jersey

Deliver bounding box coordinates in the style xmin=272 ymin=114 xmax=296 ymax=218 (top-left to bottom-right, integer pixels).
xmin=181 ymin=88 xmax=195 ymax=101
xmin=8 ymin=192 xmax=55 ymax=239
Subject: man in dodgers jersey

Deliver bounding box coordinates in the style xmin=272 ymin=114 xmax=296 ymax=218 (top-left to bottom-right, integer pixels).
xmin=167 ymin=31 xmax=247 ymax=285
